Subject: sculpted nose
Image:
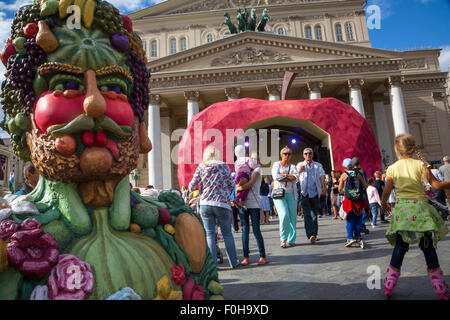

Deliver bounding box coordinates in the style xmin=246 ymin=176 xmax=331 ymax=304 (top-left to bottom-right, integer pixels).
xmin=83 ymin=70 xmax=106 ymax=118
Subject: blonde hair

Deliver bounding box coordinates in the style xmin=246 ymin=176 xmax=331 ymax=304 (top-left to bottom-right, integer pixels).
xmin=394 ymin=133 xmax=431 ymax=180
xmin=203 ymin=145 xmax=220 ymax=163
xmin=280 ymin=146 xmax=292 ymax=157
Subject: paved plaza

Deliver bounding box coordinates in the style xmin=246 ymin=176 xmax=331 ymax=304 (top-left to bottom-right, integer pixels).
xmin=216 ymin=215 xmax=450 ymax=300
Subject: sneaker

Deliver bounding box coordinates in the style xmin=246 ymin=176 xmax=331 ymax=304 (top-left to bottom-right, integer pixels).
xmin=371 ymin=224 xmax=378 ymax=229
xmin=309 ymin=235 xmax=316 ymax=244
xmin=345 ymin=239 xmax=356 ymax=247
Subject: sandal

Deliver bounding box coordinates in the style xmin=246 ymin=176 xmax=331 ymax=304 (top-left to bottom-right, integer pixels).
xmin=240 ymin=258 xmax=249 ymax=266
xmin=288 ymin=243 xmax=296 ymax=247
xmin=280 ymin=241 xmax=287 ymax=248
xmin=257 ymin=258 xmax=267 ymax=265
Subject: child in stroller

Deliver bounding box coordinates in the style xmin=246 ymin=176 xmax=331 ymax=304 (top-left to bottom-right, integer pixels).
xmin=425 ymin=185 xmax=450 ymax=221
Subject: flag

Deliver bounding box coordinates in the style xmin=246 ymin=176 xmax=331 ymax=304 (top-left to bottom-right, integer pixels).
xmin=8 ymin=172 xmax=14 ymax=193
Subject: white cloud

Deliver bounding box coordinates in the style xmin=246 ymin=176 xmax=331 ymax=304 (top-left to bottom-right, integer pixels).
xmin=367 ymin=0 xmax=395 ymax=19
xmin=416 ymin=0 xmax=437 ymax=4
xmin=0 ymin=10 xmax=12 ymax=87
xmin=107 ymin=0 xmax=166 ymax=13
xmin=0 ymin=0 xmax=29 ymax=12
xmin=439 ymin=46 xmax=450 ymax=72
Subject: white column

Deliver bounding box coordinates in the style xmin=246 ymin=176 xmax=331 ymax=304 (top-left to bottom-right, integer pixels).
xmin=388 ymin=76 xmax=409 ymax=136
xmin=184 ymin=91 xmax=200 ymax=126
xmin=266 ymin=84 xmax=281 ymax=100
xmin=372 ymin=93 xmax=394 ymax=166
xmin=225 ymin=87 xmax=240 ymax=101
xmin=348 ymin=79 xmax=365 ymax=117
xmin=160 ymin=117 xmax=172 ymax=190
xmin=431 ymin=92 xmax=450 ymax=156
xmin=148 ymin=94 xmax=163 ymax=190
xmin=307 ymin=81 xmax=323 ymax=99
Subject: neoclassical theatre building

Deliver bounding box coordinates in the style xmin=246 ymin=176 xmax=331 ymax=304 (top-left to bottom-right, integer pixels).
xmin=129 ymin=0 xmax=450 ymax=190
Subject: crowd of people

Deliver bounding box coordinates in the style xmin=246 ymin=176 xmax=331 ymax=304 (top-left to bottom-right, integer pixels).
xmin=5 ymin=133 xmax=449 ymax=299
xmin=187 ymin=133 xmax=450 ymax=300
xmin=8 ymin=132 xmax=449 ymax=300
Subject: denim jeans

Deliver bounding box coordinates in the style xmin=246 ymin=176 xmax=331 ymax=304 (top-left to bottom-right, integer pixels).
xmin=346 ymin=210 xmax=362 ymax=239
xmin=273 ymin=192 xmax=298 ymax=243
xmin=300 ymin=195 xmax=320 ymax=239
xmin=369 ymin=203 xmax=380 ymax=226
xmin=239 ymin=208 xmax=266 ymax=258
xmin=200 ymin=205 xmax=239 ymax=268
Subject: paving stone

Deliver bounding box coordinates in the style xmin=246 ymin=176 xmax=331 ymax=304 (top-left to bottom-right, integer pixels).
xmin=217 ymin=216 xmax=450 ymax=300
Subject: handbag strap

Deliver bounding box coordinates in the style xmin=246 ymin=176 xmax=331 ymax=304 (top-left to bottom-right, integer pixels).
xmin=250 ymin=187 xmax=262 ymax=209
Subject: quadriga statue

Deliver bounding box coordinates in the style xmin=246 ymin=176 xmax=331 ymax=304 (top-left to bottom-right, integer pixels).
xmin=0 ymin=0 xmax=222 ymax=300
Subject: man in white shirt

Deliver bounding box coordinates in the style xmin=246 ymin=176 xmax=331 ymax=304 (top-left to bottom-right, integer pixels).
xmin=297 ymin=148 xmax=326 ymax=244
xmin=438 ymin=156 xmax=450 ymax=207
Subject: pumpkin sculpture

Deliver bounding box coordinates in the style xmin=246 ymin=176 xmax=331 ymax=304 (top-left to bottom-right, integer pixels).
xmin=0 ymin=0 xmax=220 ymax=300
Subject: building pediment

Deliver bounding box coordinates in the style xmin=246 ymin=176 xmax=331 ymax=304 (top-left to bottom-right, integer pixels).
xmin=149 ymin=32 xmax=399 ymax=73
xmin=130 ymin=0 xmax=351 ymax=19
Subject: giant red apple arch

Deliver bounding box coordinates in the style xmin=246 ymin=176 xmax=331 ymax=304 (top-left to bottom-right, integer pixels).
xmin=178 ymin=98 xmax=382 ymax=187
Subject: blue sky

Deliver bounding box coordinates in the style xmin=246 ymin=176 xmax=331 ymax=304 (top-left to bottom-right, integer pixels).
xmin=367 ymin=0 xmax=450 ymax=62
xmin=0 ymin=0 xmax=449 ymax=137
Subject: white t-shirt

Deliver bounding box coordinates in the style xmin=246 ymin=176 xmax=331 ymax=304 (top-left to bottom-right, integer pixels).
xmin=244 ymin=167 xmax=262 ymax=209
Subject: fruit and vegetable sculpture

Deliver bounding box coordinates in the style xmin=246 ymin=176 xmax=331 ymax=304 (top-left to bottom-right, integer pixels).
xmin=0 ymin=0 xmax=221 ymax=300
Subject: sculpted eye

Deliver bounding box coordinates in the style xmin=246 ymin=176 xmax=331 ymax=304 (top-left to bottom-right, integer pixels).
xmin=97 ymin=76 xmax=129 ymax=96
xmin=108 ymin=85 xmax=121 ymax=94
xmin=64 ymin=81 xmax=79 ymax=91
xmin=49 ymin=74 xmax=83 ymax=91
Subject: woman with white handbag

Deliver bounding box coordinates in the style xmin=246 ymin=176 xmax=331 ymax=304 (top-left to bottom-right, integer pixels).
xmin=271 ymin=147 xmax=299 ymax=248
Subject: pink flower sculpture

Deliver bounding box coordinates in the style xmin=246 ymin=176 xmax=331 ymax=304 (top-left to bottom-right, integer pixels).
xmin=48 ymin=254 xmax=94 ymax=300
xmin=183 ymin=276 xmax=204 ymax=300
xmin=7 ymin=229 xmax=59 ymax=279
xmin=170 ymin=265 xmax=186 ymax=286
xmin=0 ymin=220 xmax=19 ymax=240
xmin=20 ymin=218 xmax=41 ymax=231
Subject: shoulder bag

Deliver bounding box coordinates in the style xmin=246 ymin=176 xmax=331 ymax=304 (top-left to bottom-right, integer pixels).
xmin=272 ymin=164 xmax=291 ymax=199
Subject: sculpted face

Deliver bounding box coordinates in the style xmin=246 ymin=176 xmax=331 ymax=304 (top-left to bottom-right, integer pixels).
xmin=1 ymin=2 xmax=151 ymax=185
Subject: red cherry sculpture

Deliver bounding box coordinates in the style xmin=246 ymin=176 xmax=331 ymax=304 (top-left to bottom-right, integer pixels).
xmin=82 ymin=131 xmax=95 ymax=147
xmin=23 ymin=23 xmax=38 ymax=39
xmin=95 ymin=131 xmax=107 ymax=147
xmin=121 ymin=15 xmax=133 ymax=33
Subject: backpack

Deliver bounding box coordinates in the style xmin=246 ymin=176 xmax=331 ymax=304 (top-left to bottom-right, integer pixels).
xmin=344 ymin=171 xmax=362 ymax=200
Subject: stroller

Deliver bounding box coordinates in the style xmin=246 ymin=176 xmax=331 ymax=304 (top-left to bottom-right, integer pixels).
xmin=425 ymin=188 xmax=450 ymax=221
xmin=188 ymin=191 xmax=224 ymax=264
